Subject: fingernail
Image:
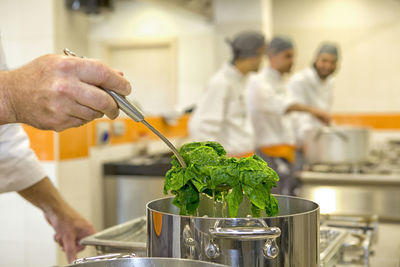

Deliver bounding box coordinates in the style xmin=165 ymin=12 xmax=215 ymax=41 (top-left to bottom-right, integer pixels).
xmin=126 ymin=83 xmax=132 ymax=93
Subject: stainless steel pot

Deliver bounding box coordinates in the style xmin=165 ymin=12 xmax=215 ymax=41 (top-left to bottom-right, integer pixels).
xmin=303 ymin=126 xmax=370 ymax=165
xmin=147 ymin=195 xmax=320 ymax=267
xmin=66 ymin=254 xmax=228 ymax=267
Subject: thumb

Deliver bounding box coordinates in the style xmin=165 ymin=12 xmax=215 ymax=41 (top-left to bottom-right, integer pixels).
xmin=63 ymin=233 xmax=78 ymax=263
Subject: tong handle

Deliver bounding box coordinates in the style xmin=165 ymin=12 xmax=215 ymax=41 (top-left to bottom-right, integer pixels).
xmin=106 ymin=90 xmax=144 ymax=122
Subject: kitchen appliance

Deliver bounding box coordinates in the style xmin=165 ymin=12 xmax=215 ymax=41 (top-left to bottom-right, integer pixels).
xmin=320 ymin=214 xmax=379 ymax=266
xmin=103 ymin=154 xmax=171 ymax=227
xmin=66 ymin=255 xmax=228 ymax=267
xmin=147 ymin=195 xmax=320 ymax=267
xmin=303 ymin=126 xmax=370 ymax=167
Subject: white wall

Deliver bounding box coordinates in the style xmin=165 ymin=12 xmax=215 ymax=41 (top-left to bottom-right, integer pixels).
xmin=0 ymin=0 xmax=54 ymax=68
xmin=87 ymin=0 xmax=215 ymax=112
xmin=273 ymin=0 xmax=400 ymax=113
xmin=213 ymin=0 xmax=264 ymax=68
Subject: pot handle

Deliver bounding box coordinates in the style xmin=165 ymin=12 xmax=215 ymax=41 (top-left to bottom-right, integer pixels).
xmin=207 ymin=219 xmax=281 ymax=260
xmin=209 ymin=218 xmax=281 ymax=240
xmin=209 ymin=225 xmax=281 ymax=240
xmin=73 ymin=253 xmax=135 ymax=264
xmin=313 ymin=127 xmax=348 ymax=142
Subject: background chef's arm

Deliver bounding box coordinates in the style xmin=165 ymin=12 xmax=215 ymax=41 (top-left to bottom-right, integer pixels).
xmin=188 ymin=81 xmax=228 ymax=142
xmin=286 ymin=75 xmax=308 ymax=105
xmin=248 ymin=79 xmax=292 ymax=116
xmin=248 ymin=79 xmax=330 ymax=124
xmin=286 ymin=103 xmax=331 ymax=124
xmin=18 ymin=177 xmax=95 ymax=263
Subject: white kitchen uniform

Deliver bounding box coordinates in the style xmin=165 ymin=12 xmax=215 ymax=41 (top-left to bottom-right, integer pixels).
xmin=189 ymin=63 xmax=254 ymax=156
xmin=0 ymin=35 xmax=46 ymax=193
xmin=247 ymin=67 xmax=298 ymax=195
xmin=287 ymin=67 xmax=335 ymax=146
xmin=247 ymin=67 xmax=296 ymax=148
xmin=287 ymin=67 xmax=334 ymax=111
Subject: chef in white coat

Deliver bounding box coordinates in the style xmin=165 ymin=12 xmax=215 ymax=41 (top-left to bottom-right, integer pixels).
xmin=0 ymin=34 xmax=131 ymax=262
xmin=247 ymin=37 xmax=330 ymax=195
xmin=189 ymin=31 xmax=267 ymax=157
xmin=287 ymin=42 xmax=339 ymax=145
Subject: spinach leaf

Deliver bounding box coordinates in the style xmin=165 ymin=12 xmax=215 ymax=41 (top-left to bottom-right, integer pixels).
xmin=164 ymin=141 xmax=280 ymax=217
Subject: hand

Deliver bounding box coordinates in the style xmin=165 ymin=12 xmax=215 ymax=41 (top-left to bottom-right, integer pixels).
xmin=310 ymin=108 xmax=331 ymax=124
xmin=1 ymin=54 xmax=131 ymax=131
xmin=45 ymin=207 xmax=95 ymax=263
xmin=18 ymin=178 xmax=96 ymax=263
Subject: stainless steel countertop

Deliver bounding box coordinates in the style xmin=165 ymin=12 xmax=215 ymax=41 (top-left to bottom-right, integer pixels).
xmin=297 ymin=171 xmax=400 ymax=185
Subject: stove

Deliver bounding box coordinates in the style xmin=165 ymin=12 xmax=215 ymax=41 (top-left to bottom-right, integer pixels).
xmin=320 ymin=214 xmax=379 ymax=266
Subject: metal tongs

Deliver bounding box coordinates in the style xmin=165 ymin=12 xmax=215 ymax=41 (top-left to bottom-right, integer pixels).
xmin=63 ymin=48 xmax=187 ymax=169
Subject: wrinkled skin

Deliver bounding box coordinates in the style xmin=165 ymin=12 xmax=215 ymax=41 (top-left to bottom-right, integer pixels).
xmin=0 ymin=54 xmax=131 ymax=131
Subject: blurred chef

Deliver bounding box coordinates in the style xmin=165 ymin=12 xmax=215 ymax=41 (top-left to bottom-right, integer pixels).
xmin=247 ymin=36 xmax=330 ymax=195
xmin=287 ymin=42 xmax=339 ymax=145
xmin=189 ymin=31 xmax=267 ymax=156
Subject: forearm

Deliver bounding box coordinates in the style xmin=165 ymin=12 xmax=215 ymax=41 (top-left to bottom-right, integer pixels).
xmin=287 ymin=103 xmax=331 ymax=124
xmin=0 ymin=70 xmax=17 ymax=124
xmin=18 ymin=177 xmax=73 ymax=219
xmin=18 ymin=177 xmax=95 ymax=263
xmin=286 ymin=103 xmax=314 ymax=114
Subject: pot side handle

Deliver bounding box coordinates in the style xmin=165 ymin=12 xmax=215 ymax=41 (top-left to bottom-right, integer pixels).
xmin=207 ymin=222 xmax=281 ymax=259
xmin=209 ymin=226 xmax=281 ymax=240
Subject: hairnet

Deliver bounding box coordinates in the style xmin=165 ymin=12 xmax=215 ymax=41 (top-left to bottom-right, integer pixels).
xmin=267 ymin=36 xmax=294 ymax=55
xmin=317 ymin=43 xmax=339 ymax=57
xmin=226 ymin=31 xmax=266 ymax=61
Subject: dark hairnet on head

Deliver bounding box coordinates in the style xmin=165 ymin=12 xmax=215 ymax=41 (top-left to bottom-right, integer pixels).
xmin=226 ymin=31 xmax=266 ymax=62
xmin=267 ymin=36 xmax=294 ymax=55
xmin=317 ymin=42 xmax=339 ymax=58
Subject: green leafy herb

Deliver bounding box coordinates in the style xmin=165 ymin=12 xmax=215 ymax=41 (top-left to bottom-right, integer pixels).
xmin=164 ymin=141 xmax=280 ymax=217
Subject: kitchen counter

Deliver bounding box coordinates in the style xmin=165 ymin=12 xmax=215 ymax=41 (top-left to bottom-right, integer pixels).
xmin=297 ymin=171 xmax=400 ymax=222
xmin=298 ymin=171 xmax=400 ymax=185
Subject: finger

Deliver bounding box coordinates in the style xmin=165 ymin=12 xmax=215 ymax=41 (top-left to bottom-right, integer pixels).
xmin=68 ymin=82 xmax=120 ymax=119
xmin=55 ymin=116 xmax=87 ymax=132
xmin=54 ymin=234 xmax=63 ymax=248
xmin=69 ymin=101 xmax=104 ymax=121
xmin=75 ymin=243 xmax=85 ymax=252
xmin=76 ymin=58 xmax=131 ymax=96
xmin=114 ymin=70 xmax=124 ymax=77
xmin=63 ymin=234 xmax=78 ymax=264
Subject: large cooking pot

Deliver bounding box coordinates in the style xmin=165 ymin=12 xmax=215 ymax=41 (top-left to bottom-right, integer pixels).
xmin=147 ymin=195 xmax=320 ymax=267
xmin=66 ymin=255 xmax=228 ymax=267
xmin=303 ymin=125 xmax=370 ymax=165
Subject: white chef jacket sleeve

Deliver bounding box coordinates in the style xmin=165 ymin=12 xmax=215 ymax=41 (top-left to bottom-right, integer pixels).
xmin=188 ymin=79 xmax=228 ymax=143
xmin=287 ymin=74 xmax=308 ymax=105
xmin=247 ymin=75 xmax=294 ymax=116
xmin=0 ymin=124 xmax=47 ymax=193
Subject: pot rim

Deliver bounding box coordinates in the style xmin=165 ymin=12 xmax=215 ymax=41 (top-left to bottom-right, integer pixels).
xmin=67 ymin=257 xmax=229 ymax=266
xmin=146 ymin=194 xmax=320 ymax=220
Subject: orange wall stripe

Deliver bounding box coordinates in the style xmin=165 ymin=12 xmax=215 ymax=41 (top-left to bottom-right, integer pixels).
xmin=333 ymin=113 xmax=400 ymax=130
xmin=22 ymin=125 xmax=54 ymax=161
xmin=23 ymin=114 xmax=400 ymax=161
xmin=110 ymin=118 xmax=140 ymax=145
xmin=59 ymin=124 xmax=89 ymax=160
